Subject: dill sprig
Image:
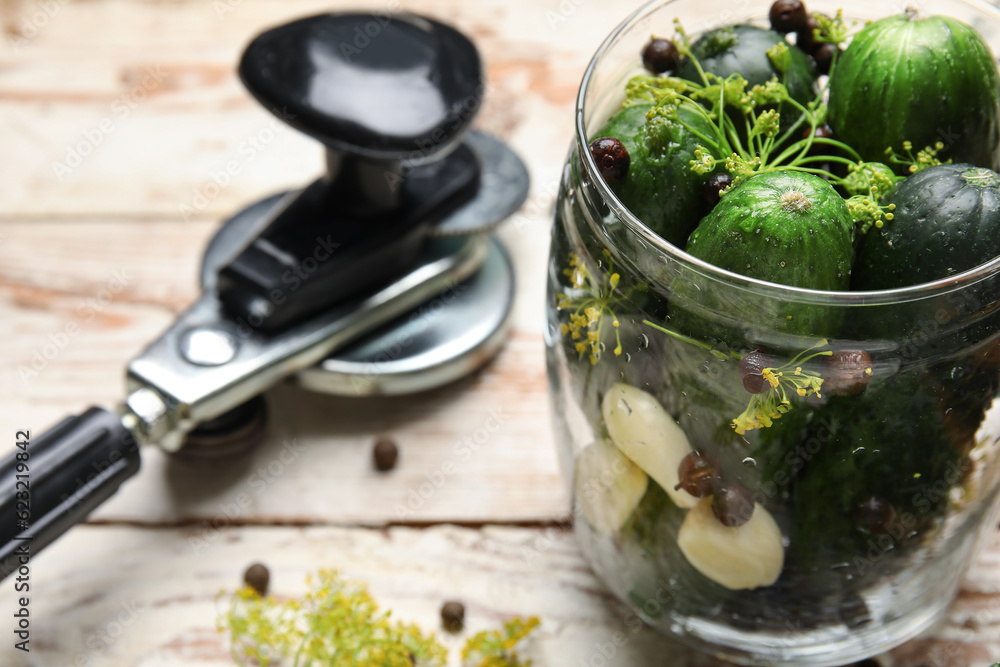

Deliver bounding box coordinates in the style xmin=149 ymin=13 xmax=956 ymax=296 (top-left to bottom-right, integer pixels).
xmin=218 ymin=570 xmax=540 ymax=667
xmin=629 ymin=18 xmax=918 ymax=235
xmin=557 ymin=250 xmax=634 ymax=365
xmin=462 ymin=617 xmax=541 ymax=667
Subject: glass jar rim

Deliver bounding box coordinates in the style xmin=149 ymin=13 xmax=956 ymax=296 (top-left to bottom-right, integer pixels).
xmin=575 ymin=0 xmax=1000 ymax=307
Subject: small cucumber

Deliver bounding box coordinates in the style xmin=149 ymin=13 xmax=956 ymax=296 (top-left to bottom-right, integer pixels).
xmin=853 ymin=164 xmax=1000 ymax=290
xmin=679 ymin=25 xmax=817 ymax=134
xmin=828 ymin=12 xmax=1000 ymax=171
xmin=686 ymin=170 xmax=854 ymax=291
xmin=593 ymin=102 xmax=715 ymax=247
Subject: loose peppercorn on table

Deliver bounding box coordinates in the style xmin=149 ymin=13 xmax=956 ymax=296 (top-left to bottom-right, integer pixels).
xmin=3 ymin=0 xmax=1000 ymax=665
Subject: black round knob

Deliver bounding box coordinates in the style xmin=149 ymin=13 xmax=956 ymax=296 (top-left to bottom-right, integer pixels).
xmin=238 ymin=12 xmax=484 ymax=161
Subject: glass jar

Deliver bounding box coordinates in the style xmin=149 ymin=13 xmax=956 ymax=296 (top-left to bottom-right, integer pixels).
xmin=545 ymin=1 xmax=1000 ymax=664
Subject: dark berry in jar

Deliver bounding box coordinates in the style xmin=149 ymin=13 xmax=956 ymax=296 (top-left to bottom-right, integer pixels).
xmin=797 ymin=15 xmax=822 ymax=54
xmin=675 ymin=452 xmax=720 ymax=498
xmin=824 ymin=350 xmax=873 ymax=396
xmin=589 ymin=137 xmax=631 ymax=183
xmin=769 ymin=0 xmax=808 ymax=34
xmin=739 ymin=350 xmax=773 ymax=394
xmin=712 ymin=483 xmax=755 ymax=527
xmin=856 ymin=496 xmax=897 ymax=534
xmin=703 ymin=172 xmax=733 ymax=207
xmin=642 ymin=37 xmax=681 ymax=74
xmin=812 ymin=42 xmax=839 ymax=75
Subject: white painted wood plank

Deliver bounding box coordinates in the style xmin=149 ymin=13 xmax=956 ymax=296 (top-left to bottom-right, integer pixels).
xmin=0 ymin=525 xmax=998 ymax=666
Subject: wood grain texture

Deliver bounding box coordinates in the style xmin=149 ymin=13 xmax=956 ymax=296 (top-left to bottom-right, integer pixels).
xmin=3 ymin=0 xmax=1000 ymax=665
xmin=0 ymin=524 xmax=999 ymax=667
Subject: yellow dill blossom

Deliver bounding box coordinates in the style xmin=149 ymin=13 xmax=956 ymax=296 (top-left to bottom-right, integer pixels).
xmin=557 ymin=250 xmax=633 ymax=365
xmin=462 ymin=616 xmax=541 ymax=667
xmin=219 ymin=571 xmax=539 ymax=667
xmin=732 ymin=340 xmax=831 ymax=435
xmin=885 ymin=140 xmax=947 ymax=175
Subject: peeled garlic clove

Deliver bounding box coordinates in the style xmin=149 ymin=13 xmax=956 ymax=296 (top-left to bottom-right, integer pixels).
xmin=678 ymin=497 xmax=785 ymax=590
xmin=601 ymin=383 xmax=698 ymax=508
xmin=575 ymin=439 xmax=648 ymax=534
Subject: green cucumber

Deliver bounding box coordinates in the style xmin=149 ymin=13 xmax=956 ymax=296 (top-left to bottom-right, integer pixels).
xmin=592 ymin=102 xmax=716 ymax=247
xmin=853 ymin=164 xmax=1000 ymax=290
xmin=677 ymin=171 xmax=854 ymax=338
xmin=828 ymin=12 xmax=1000 ymax=172
xmin=686 ymin=171 xmax=854 ymax=291
xmin=679 ymin=25 xmax=818 ymax=132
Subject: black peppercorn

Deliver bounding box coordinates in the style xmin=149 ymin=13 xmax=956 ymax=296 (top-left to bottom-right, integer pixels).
xmin=739 ymin=350 xmax=772 ymax=394
xmin=769 ymin=0 xmax=808 ymax=34
xmin=703 ymin=172 xmax=733 ymax=207
xmin=824 ymin=350 xmax=873 ymax=396
xmin=244 ymin=562 xmax=270 ymax=596
xmin=641 ymin=37 xmax=681 ymax=74
xmin=797 ymin=16 xmax=823 ymax=54
xmin=440 ymin=600 xmax=465 ymax=633
xmin=856 ymin=496 xmax=896 ymax=535
xmin=812 ymin=42 xmax=839 ymax=75
xmin=675 ymin=452 xmax=720 ymax=498
xmin=373 ymin=437 xmax=399 ymax=472
xmin=589 ymin=137 xmax=630 ymax=183
xmin=712 ymin=483 xmax=755 ymax=527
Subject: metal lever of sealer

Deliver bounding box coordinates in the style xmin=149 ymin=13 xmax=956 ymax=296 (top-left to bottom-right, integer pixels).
xmin=0 ymin=12 xmax=529 ymax=579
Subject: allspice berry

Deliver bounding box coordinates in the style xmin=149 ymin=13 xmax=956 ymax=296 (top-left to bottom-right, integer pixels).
xmin=244 ymin=562 xmax=270 ymax=596
xmin=712 ymin=483 xmax=755 ymax=527
xmin=824 ymin=350 xmax=873 ymax=396
xmin=589 ymin=137 xmax=631 ymax=183
xmin=769 ymin=0 xmax=808 ymax=34
xmin=641 ymin=37 xmax=681 ymax=74
xmin=440 ymin=600 xmax=465 ymax=633
xmin=675 ymin=452 xmax=720 ymax=498
xmin=856 ymin=496 xmax=897 ymax=535
xmin=373 ymin=437 xmax=399 ymax=472
xmin=703 ymin=172 xmax=733 ymax=207
xmin=739 ymin=350 xmax=773 ymax=394
xmin=797 ymin=16 xmax=823 ymax=54
xmin=812 ymin=42 xmax=839 ymax=75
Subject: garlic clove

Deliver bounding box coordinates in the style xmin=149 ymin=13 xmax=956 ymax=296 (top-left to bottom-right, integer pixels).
xmin=602 ymin=383 xmax=698 ymax=508
xmin=678 ymin=497 xmax=785 ymax=590
xmin=575 ymin=439 xmax=649 ymax=534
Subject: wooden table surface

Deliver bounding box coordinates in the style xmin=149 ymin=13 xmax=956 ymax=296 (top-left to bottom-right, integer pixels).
xmin=3 ymin=0 xmax=1000 ymax=665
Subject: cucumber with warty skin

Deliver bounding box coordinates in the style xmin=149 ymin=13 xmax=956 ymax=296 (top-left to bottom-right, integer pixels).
xmin=686 ymin=171 xmax=855 ymax=291
xmin=828 ymin=11 xmax=1000 ymax=172
xmin=853 ymin=164 xmax=1000 ymax=290
xmin=678 ymin=25 xmax=818 ymax=133
xmin=592 ymin=102 xmax=716 ymax=247
xmin=677 ymin=171 xmax=855 ymax=338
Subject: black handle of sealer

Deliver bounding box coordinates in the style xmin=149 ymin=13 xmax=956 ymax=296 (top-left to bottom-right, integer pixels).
xmin=0 ymin=407 xmax=141 ymax=579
